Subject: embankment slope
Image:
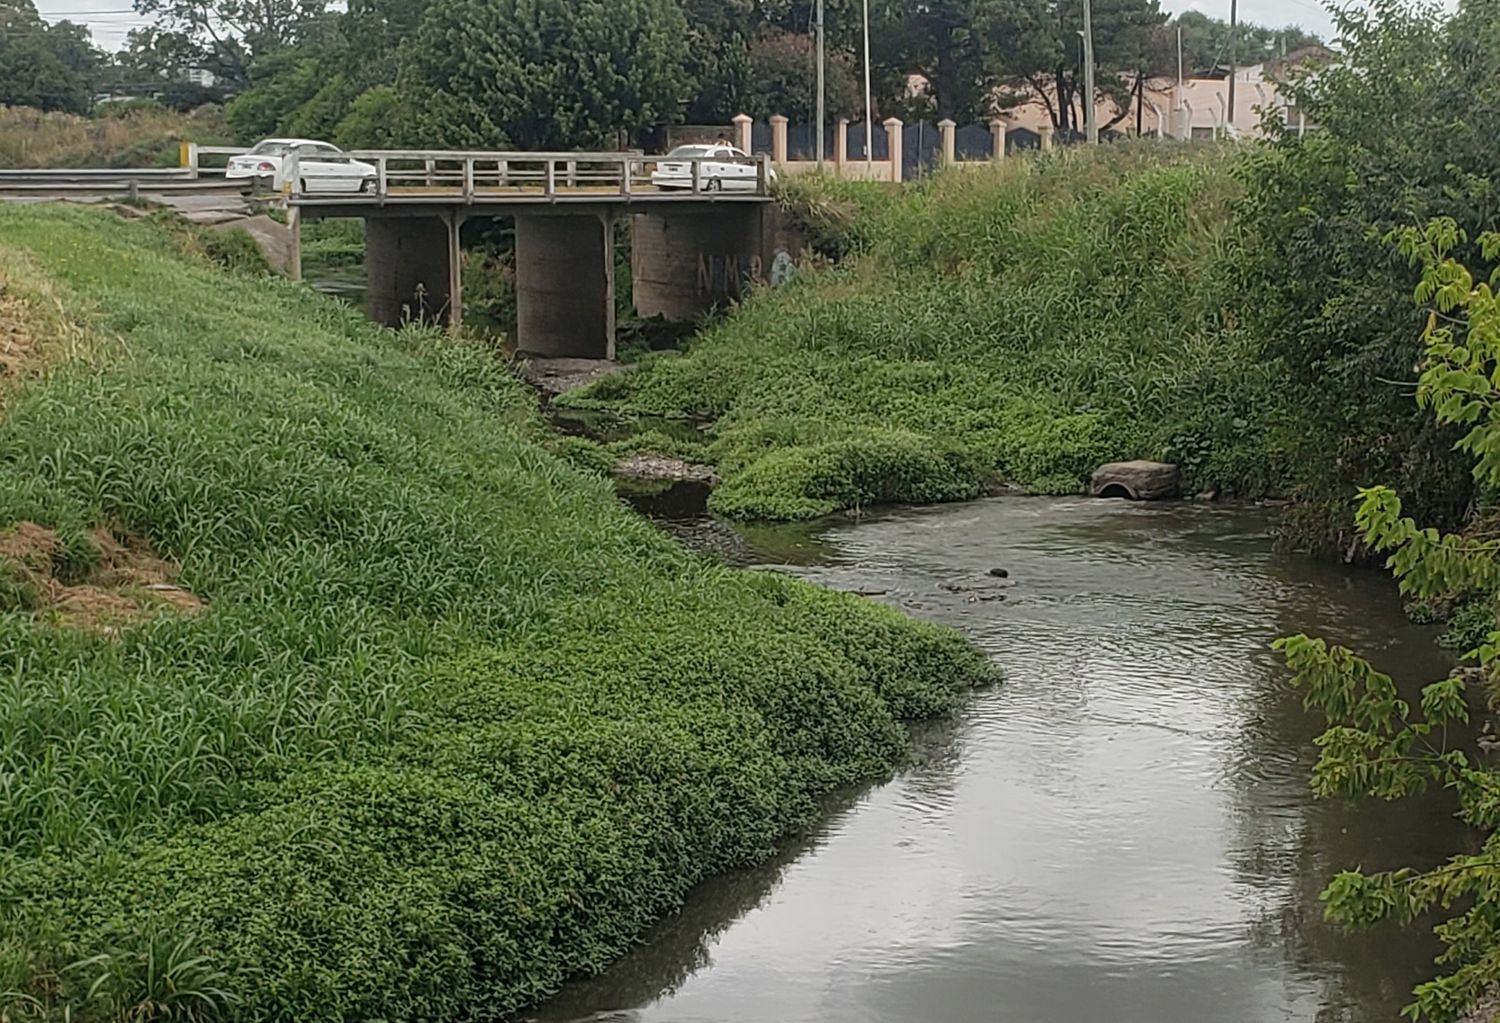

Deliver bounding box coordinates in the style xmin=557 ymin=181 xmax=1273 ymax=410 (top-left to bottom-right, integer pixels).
xmin=566 ymin=146 xmax=1278 ymax=520
xmin=0 ymin=205 xmax=996 ymax=1020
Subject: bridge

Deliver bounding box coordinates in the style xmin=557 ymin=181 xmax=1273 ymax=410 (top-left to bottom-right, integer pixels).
xmin=0 ymin=147 xmax=786 ymax=360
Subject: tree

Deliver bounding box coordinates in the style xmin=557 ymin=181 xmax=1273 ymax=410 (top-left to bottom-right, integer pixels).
xmin=743 ymin=28 xmax=862 ymax=121
xmin=868 ymin=0 xmax=1002 ymax=121
xmin=1171 ymin=9 xmax=1321 ymax=72
xmin=399 ymin=0 xmax=689 ymax=150
xmin=1278 ymin=219 xmax=1500 ymax=1023
xmin=0 ymin=0 xmax=101 ymax=113
xmin=131 ymin=0 xmax=333 ymax=89
xmin=1235 ymin=0 xmax=1495 ymax=553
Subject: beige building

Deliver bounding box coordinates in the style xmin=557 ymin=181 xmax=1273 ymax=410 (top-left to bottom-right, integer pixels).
xmin=986 ymin=49 xmax=1328 ymax=141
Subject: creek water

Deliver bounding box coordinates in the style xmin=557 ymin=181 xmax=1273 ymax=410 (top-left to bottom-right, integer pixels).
xmin=528 ymin=496 xmax=1471 ymax=1023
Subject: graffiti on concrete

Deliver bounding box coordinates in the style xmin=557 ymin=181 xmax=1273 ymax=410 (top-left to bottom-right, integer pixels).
xmin=696 ymin=249 xmax=795 ymax=296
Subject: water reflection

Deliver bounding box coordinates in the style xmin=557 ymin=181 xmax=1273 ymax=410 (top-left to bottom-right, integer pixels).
xmin=529 ymin=497 xmax=1469 ymax=1023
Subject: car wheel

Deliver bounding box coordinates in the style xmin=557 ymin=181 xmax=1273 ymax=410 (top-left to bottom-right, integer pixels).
xmin=359 ymin=177 xmax=374 ymax=194
xmin=706 ymin=177 xmax=722 ymax=192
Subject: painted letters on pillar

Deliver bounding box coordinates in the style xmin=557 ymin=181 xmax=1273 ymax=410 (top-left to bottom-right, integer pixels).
xmin=696 ymin=253 xmax=766 ymax=297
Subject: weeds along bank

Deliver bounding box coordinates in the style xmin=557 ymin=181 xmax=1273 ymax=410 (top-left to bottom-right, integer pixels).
xmin=0 ymin=105 xmax=232 ymax=169
xmin=560 ymin=145 xmax=1274 ymax=520
xmin=0 ymin=205 xmax=996 ymax=1021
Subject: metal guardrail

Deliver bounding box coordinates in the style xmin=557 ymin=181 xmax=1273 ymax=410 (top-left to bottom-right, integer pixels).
xmin=0 ymin=147 xmax=775 ymax=203
xmin=282 ymin=149 xmax=774 ymax=203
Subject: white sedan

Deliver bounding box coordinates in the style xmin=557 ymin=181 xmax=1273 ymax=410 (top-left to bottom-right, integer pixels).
xmin=225 ymin=138 xmax=378 ymax=194
xmin=650 ymin=144 xmax=774 ymax=192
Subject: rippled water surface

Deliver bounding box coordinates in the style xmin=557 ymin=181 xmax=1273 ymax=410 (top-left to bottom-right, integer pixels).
xmin=531 ymin=497 xmax=1465 ymax=1023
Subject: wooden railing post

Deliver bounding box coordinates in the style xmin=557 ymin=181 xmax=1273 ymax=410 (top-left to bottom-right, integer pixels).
xmin=462 ymin=157 xmax=474 ymax=201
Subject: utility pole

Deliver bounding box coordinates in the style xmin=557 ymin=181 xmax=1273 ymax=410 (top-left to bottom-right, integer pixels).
xmin=862 ymin=0 xmax=874 ymax=173
xmin=1082 ymin=0 xmax=1098 ymax=143
xmin=815 ymin=0 xmax=826 ymax=167
xmin=1226 ymin=0 xmax=1238 ymax=126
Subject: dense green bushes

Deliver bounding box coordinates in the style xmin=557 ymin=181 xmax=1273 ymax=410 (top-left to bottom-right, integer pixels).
xmin=567 ymin=146 xmax=1281 ymax=519
xmin=0 ymin=206 xmax=996 ymax=1021
xmin=1234 ymin=0 xmax=1499 ymax=553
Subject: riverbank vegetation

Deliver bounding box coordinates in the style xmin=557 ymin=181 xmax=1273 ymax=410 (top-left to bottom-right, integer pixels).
xmin=566 ymin=0 xmax=1492 ymax=557
xmin=0 ymin=104 xmax=230 ymax=169
xmin=0 ymin=204 xmax=997 ymax=1021
xmin=566 ymin=146 xmax=1273 ymax=521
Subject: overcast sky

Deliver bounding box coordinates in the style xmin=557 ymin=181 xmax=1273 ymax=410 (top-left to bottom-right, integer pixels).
xmin=36 ymin=0 xmax=1341 ymax=61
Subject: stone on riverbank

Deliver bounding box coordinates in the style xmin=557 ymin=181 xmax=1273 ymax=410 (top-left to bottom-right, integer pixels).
xmin=1089 ymin=460 xmax=1180 ymax=501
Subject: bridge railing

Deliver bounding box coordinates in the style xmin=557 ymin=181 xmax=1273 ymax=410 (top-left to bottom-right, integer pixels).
xmin=282 ymin=149 xmax=774 ymax=201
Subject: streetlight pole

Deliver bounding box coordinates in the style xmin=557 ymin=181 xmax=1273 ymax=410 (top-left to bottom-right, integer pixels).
xmin=1226 ymin=0 xmax=1238 ymax=126
xmin=862 ymin=0 xmax=874 ymax=175
xmin=1082 ymin=0 xmax=1098 ymax=143
xmin=815 ymin=0 xmax=826 ymax=167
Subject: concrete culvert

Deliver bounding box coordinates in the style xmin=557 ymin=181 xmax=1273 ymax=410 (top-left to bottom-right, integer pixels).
xmin=1089 ymin=460 xmax=1181 ymax=501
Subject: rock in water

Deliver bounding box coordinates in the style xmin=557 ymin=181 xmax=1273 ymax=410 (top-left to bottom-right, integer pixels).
xmin=987 ymin=567 xmax=1009 ymax=578
xmin=1089 ymin=460 xmax=1180 ymax=501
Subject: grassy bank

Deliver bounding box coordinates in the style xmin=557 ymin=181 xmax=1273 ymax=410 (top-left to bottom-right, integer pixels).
xmin=0 ymin=105 xmax=232 ymax=169
xmin=563 ymin=145 xmax=1281 ymax=520
xmin=0 ymin=205 xmax=996 ymax=1021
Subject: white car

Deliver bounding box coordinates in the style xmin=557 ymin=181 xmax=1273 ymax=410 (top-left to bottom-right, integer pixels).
xmin=225 ymin=138 xmax=378 ymax=194
xmin=650 ymin=144 xmax=774 ymax=192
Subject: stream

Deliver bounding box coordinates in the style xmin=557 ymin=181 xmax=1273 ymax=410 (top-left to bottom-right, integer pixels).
xmin=528 ymin=496 xmax=1468 ymax=1023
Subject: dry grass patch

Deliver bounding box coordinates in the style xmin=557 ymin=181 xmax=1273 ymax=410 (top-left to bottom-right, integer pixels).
xmin=0 ymin=520 xmax=203 ymax=630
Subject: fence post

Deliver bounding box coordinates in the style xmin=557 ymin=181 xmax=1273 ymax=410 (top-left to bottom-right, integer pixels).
xmin=835 ymin=119 xmax=849 ymax=174
xmin=989 ymin=117 xmax=1007 ymax=160
xmin=1039 ymin=123 xmax=1055 ymax=151
xmin=884 ymin=117 xmax=904 ymax=182
xmin=770 ymin=114 xmax=789 ymax=166
xmin=732 ymin=113 xmax=753 ymax=154
xmin=937 ymin=118 xmax=956 ymax=165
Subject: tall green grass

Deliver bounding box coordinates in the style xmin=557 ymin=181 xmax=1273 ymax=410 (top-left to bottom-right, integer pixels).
xmin=0 ymin=205 xmax=996 ymax=1021
xmin=567 ymin=144 xmax=1284 ymax=519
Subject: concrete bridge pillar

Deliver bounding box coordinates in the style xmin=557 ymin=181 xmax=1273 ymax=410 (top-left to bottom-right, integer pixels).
xmin=514 ymin=212 xmax=615 ymax=359
xmin=631 ymin=206 xmax=769 ymax=322
xmin=366 ymin=214 xmax=462 ymax=329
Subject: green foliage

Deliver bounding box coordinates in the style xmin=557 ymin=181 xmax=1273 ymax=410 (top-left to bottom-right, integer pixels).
xmin=0 ymin=204 xmax=997 ymax=1021
xmin=331 ymin=85 xmax=414 ymax=149
xmin=709 ymin=430 xmax=983 ymax=520
xmin=193 ymin=228 xmax=273 ymax=276
xmin=400 ymin=0 xmax=689 ymax=150
xmin=300 ymin=219 xmax=363 ymax=272
xmin=1234 ymin=0 xmax=1500 ymax=554
xmin=0 ymin=0 xmax=99 ymax=115
xmin=569 ymin=146 xmax=1281 ymax=519
xmin=1277 ymin=221 xmax=1500 ymax=1022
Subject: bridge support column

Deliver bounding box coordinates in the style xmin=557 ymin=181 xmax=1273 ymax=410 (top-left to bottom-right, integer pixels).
xmin=631 ymin=206 xmax=770 ymax=322
xmin=514 ymin=212 xmax=615 ymax=360
xmin=365 ymin=213 xmax=463 ymax=329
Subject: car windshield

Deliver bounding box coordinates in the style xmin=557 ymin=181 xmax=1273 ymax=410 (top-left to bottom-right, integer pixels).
xmin=666 ymin=145 xmax=718 ymax=158
xmin=292 ymin=143 xmax=344 ymax=157
xmin=249 ymin=141 xmax=290 ymax=155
